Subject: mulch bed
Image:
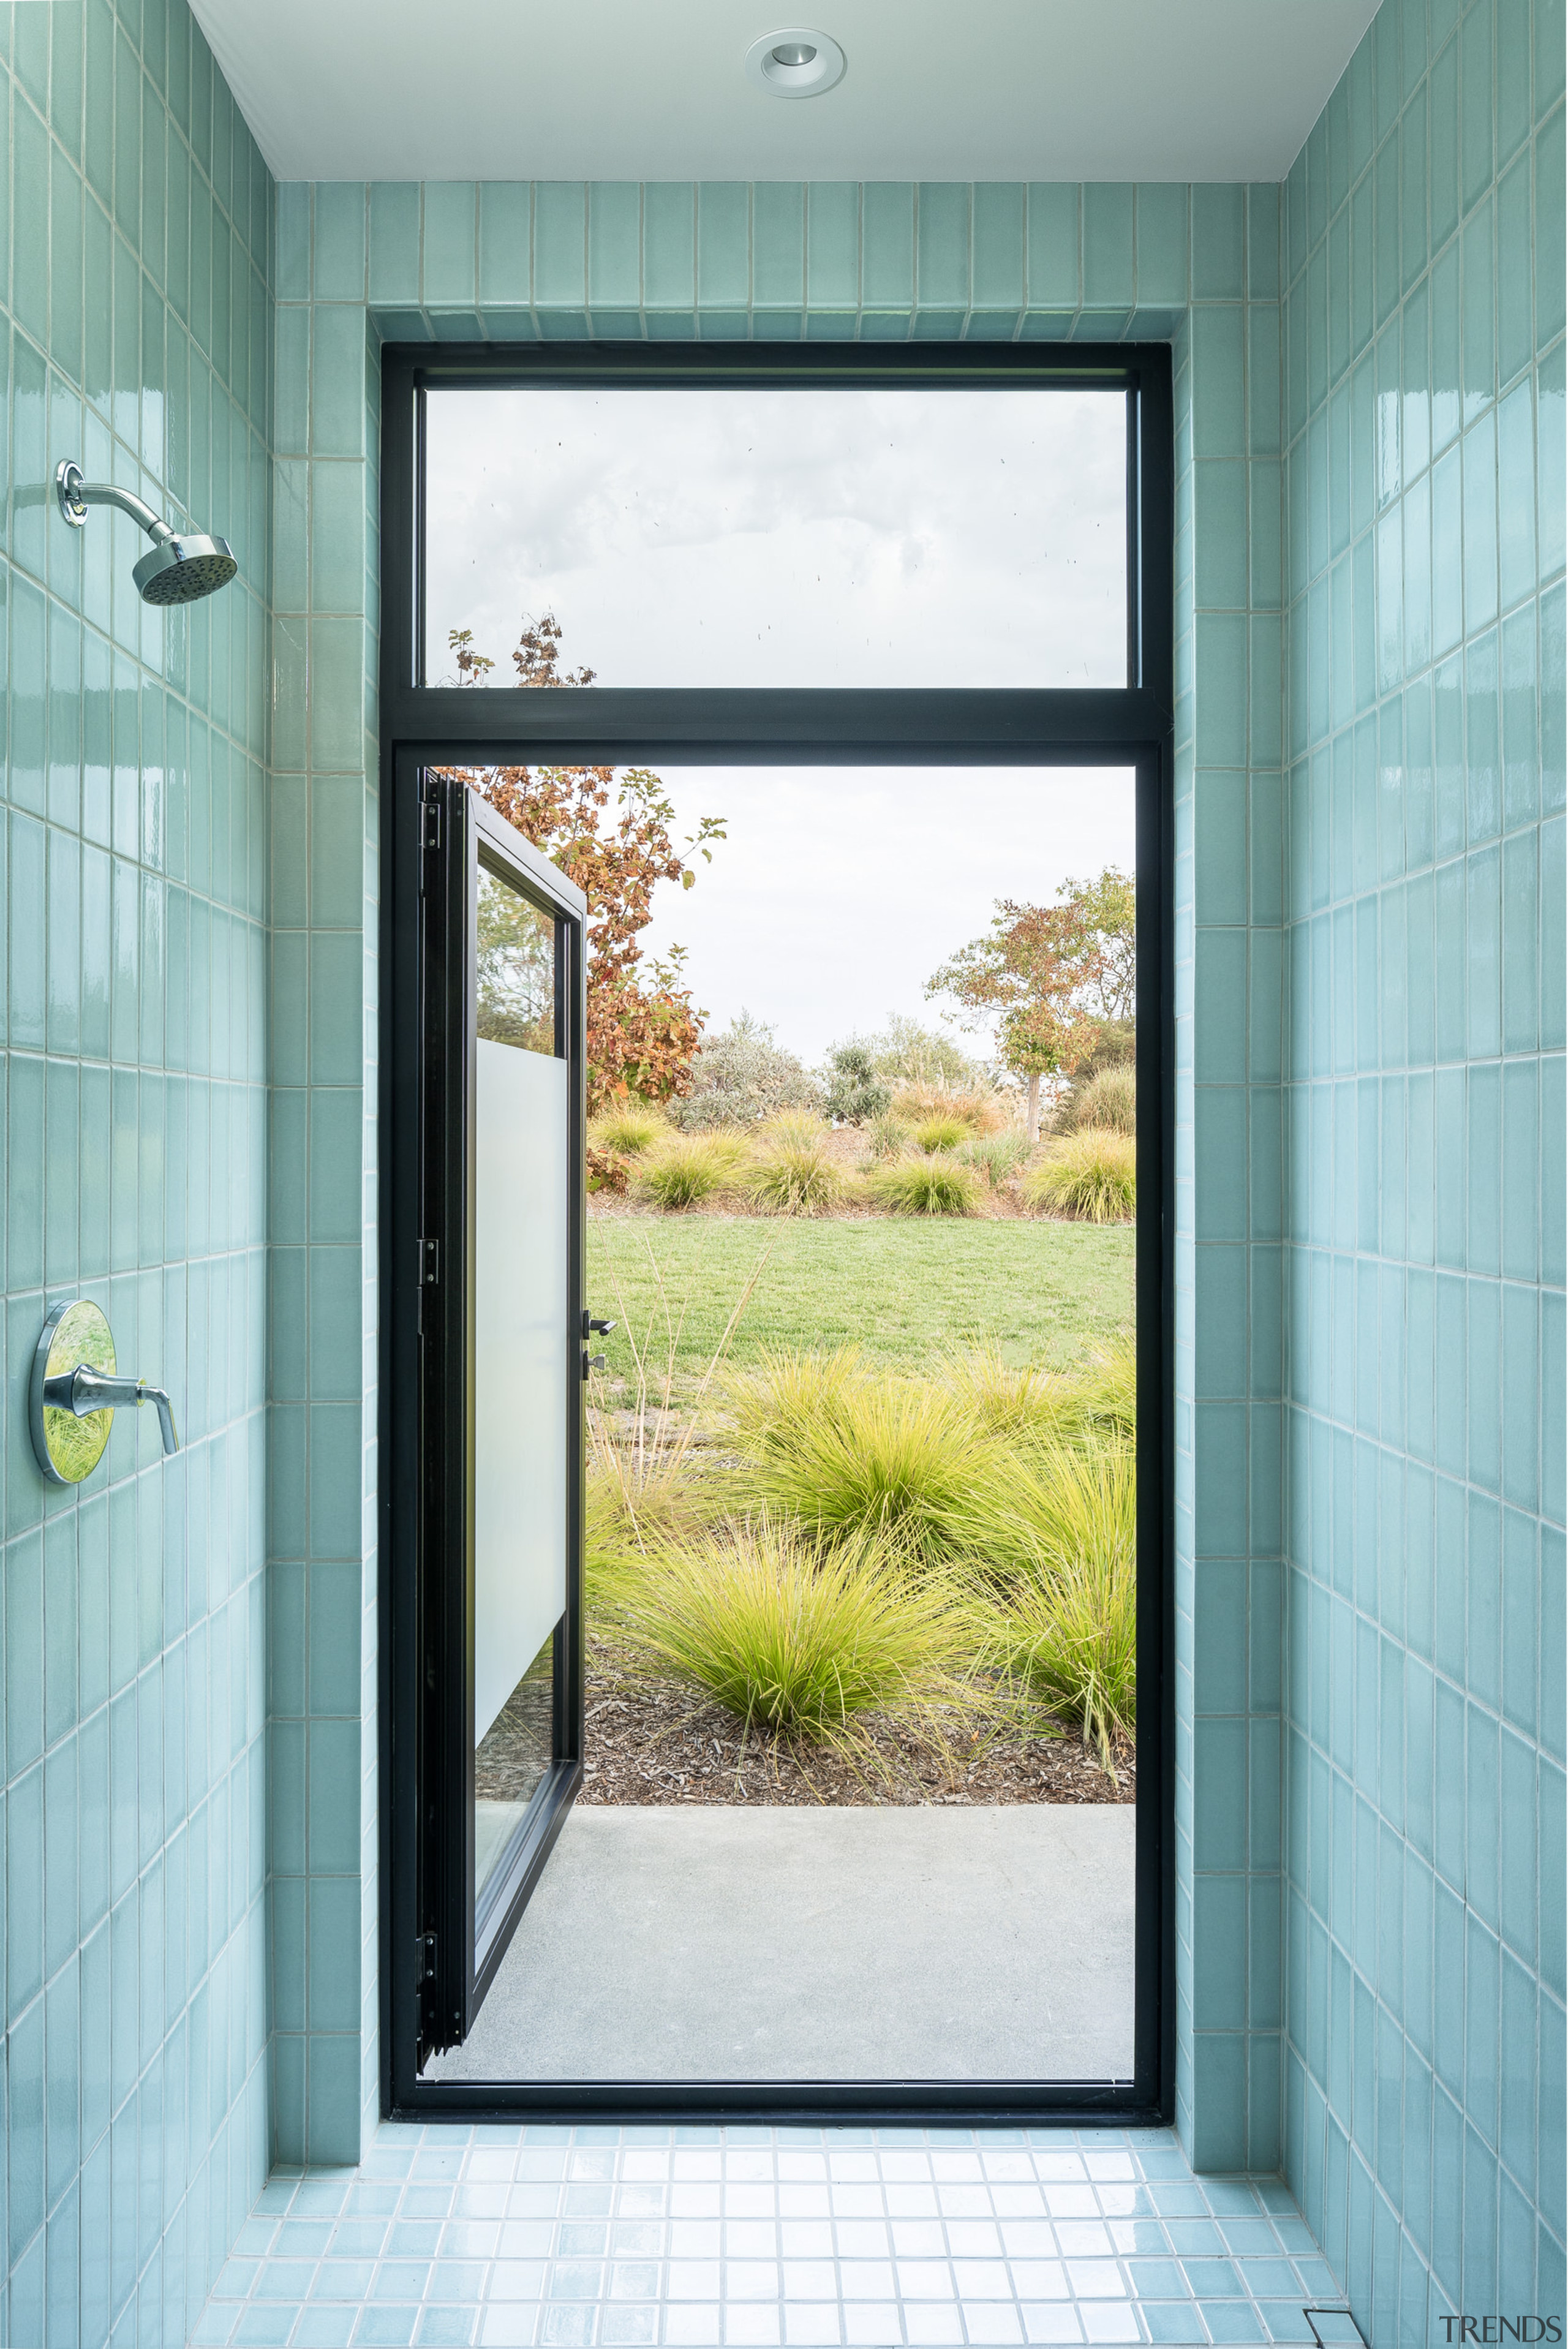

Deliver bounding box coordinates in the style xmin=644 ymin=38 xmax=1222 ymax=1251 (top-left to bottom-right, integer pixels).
xmin=577 ymin=1640 xmax=1134 ymax=1809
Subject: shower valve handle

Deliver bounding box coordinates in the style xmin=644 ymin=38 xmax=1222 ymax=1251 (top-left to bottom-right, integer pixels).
xmin=43 ymin=1363 xmax=181 ymax=1457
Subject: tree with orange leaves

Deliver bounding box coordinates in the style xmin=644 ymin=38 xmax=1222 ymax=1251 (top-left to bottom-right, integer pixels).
xmin=446 ymin=619 xmax=725 ymax=1113
xmin=924 ymin=869 xmax=1135 ymax=1142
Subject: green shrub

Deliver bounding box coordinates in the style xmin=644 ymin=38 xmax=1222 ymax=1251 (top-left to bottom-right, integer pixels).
xmin=1055 ymin=1065 xmax=1136 ymax=1139
xmin=821 ymin=1041 xmax=892 ymax=1125
xmin=633 ymin=1134 xmax=746 ymax=1210
xmin=613 ymin=1513 xmax=978 ymax=1747
xmin=913 ymin=1114 xmax=969 ymax=1153
xmin=742 ymin=1136 xmax=848 ymax=1216
xmin=870 ymin=1156 xmax=984 ymax=1217
xmin=669 ymin=1012 xmax=822 ymax=1129
xmin=1022 ymin=1131 xmax=1136 ymax=1223
xmin=739 ymin=1371 xmax=983 ymax=1558
xmin=956 ymin=1133 xmax=1032 ymax=1188
xmin=592 ymin=1104 xmax=667 ymax=1155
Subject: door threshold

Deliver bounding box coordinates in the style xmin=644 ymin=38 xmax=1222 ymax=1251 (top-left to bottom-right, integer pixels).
xmin=393 ymin=2079 xmax=1164 ymax=2126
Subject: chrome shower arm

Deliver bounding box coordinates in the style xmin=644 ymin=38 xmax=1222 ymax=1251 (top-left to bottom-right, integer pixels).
xmin=55 ymin=462 xmax=175 ymax=545
xmin=42 ymin=1363 xmax=181 ymax=1456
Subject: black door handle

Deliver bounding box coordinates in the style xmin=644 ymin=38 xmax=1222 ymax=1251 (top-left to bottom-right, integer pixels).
xmin=582 ymin=1311 xmax=617 ymax=1337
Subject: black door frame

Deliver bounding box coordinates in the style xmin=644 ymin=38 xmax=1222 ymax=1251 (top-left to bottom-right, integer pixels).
xmin=379 ymin=339 xmax=1177 ymax=2126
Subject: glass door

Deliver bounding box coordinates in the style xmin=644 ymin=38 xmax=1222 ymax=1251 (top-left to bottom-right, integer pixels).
xmin=394 ymin=762 xmax=588 ymax=2065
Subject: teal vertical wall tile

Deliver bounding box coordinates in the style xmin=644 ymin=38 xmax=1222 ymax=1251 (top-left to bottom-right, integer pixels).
xmin=1083 ymin=183 xmax=1134 ymax=309
xmin=421 ymin=182 xmax=477 ymax=307
xmin=696 ymin=183 xmax=747 ymax=309
xmin=972 ymin=183 xmax=1023 ymax=312
xmin=1193 ymin=186 xmax=1245 ymax=301
xmin=861 ymin=183 xmax=913 ymax=311
xmin=1026 ymin=183 xmax=1079 ymax=311
xmin=643 ymin=182 xmax=695 ymax=309
xmin=540 ymin=182 xmax=587 ymax=312
xmin=312 ymin=184 xmax=364 ymax=305
xmin=369 ymin=181 xmax=420 ymax=308
xmin=805 ymin=184 xmax=858 ymax=309
xmin=588 ymin=182 xmax=641 ymax=311
xmin=474 ymin=180 xmax=529 ymax=312
xmin=753 ymin=183 xmax=804 ymax=310
xmin=916 ymin=183 xmax=968 ymax=310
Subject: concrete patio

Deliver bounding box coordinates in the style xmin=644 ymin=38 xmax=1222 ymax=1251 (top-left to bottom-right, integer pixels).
xmin=424 ymin=1804 xmax=1136 ymax=2083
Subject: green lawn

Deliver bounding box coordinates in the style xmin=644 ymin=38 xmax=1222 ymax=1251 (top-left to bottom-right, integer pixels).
xmin=587 ymin=1211 xmax=1134 ymax=1391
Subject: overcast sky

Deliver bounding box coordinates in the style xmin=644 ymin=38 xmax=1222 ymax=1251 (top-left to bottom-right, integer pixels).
xmin=426 ymin=386 xmax=1127 ymax=690
xmin=428 ymin=385 xmax=1134 ymax=1063
xmin=637 ymin=764 xmax=1135 ymax=1068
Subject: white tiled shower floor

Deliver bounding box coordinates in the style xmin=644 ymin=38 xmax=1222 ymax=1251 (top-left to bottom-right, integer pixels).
xmin=190 ymin=2124 xmax=1344 ymax=2348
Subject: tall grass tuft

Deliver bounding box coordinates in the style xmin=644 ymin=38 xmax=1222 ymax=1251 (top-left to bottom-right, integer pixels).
xmin=1076 ymin=1344 xmax=1137 ymax=1440
xmin=592 ymin=1103 xmax=667 ymax=1156
xmin=757 ymin=1109 xmax=827 ymax=1149
xmin=869 ymin=1156 xmax=984 ymax=1217
xmin=741 ymin=1134 xmax=848 ymax=1216
xmin=1021 ymin=1131 xmax=1136 ymax=1223
xmin=632 ymin=1133 xmax=747 ymax=1210
xmin=586 ymin=1243 xmax=769 ymax=1615
xmin=956 ymin=1132 xmax=1033 ymax=1188
xmin=942 ymin=1348 xmax=1082 ymax=1444
xmin=913 ymin=1114 xmax=968 ymax=1153
xmin=990 ymin=1540 xmax=1136 ymax=1771
xmin=891 ymin=1082 xmax=1008 ymax=1133
xmin=946 ymin=1437 xmax=1137 ymax=1770
xmin=613 ymin=1512 xmax=978 ymax=1747
xmin=739 ymin=1370 xmax=984 ymax=1558
xmin=725 ymin=1345 xmax=867 ymax=1447
xmin=864 ymin=1112 xmax=913 ymax=1162
xmin=1055 ymin=1063 xmax=1136 ymax=1137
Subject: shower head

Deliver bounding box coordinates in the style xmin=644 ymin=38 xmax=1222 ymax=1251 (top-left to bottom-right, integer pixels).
xmin=55 ymin=460 xmax=237 ymax=605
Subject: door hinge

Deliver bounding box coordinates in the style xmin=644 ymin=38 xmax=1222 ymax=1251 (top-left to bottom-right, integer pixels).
xmin=418 ymin=1239 xmax=439 ymax=1285
xmin=417 ymin=1932 xmax=437 ymax=1984
xmin=421 ymin=803 xmax=442 ymax=852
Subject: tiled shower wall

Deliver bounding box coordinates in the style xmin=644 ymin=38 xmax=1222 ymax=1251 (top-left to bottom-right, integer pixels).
xmin=273 ymin=177 xmax=1292 ymax=2176
xmin=0 ymin=0 xmax=276 ymax=2342
xmin=1279 ymin=0 xmax=1566 ymax=2328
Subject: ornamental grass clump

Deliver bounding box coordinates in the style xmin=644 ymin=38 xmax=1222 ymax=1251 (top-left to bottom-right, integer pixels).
xmin=612 ymin=1512 xmax=978 ymax=1748
xmin=592 ymin=1103 xmax=668 ymax=1156
xmin=891 ymin=1082 xmax=1006 ymax=1134
xmin=1021 ymin=1130 xmax=1136 ymax=1223
xmin=946 ymin=1436 xmax=1137 ymax=1770
xmin=869 ymin=1156 xmax=984 ymax=1217
xmin=913 ymin=1114 xmax=969 ymax=1153
xmin=736 ymin=1368 xmax=984 ymax=1559
xmin=632 ymin=1133 xmax=747 ymax=1210
xmin=956 ymin=1132 xmax=1033 ymax=1188
xmin=741 ymin=1134 xmax=848 ymax=1217
xmin=864 ymin=1112 xmax=913 ymax=1162
xmin=942 ymin=1348 xmax=1083 ymax=1445
xmin=1057 ymin=1064 xmax=1136 ymax=1138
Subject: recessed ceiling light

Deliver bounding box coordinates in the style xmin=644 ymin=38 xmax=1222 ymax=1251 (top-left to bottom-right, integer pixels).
xmin=744 ymin=26 xmax=846 ymax=99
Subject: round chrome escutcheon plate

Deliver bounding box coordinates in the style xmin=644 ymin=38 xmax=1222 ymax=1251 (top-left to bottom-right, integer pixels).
xmin=30 ymin=1300 xmax=117 ymax=1485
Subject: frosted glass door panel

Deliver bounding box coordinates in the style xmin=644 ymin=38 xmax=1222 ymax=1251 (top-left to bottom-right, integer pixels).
xmin=474 ymin=1038 xmax=568 ymax=1749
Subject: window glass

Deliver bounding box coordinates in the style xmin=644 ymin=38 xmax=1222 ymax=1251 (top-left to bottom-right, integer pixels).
xmin=477 ymin=861 xmax=558 ymax=1055
xmin=425 ymin=386 xmax=1128 ymax=690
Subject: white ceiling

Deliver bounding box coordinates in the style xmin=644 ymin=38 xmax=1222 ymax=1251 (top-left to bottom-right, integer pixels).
xmin=190 ymin=0 xmax=1379 ymax=189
